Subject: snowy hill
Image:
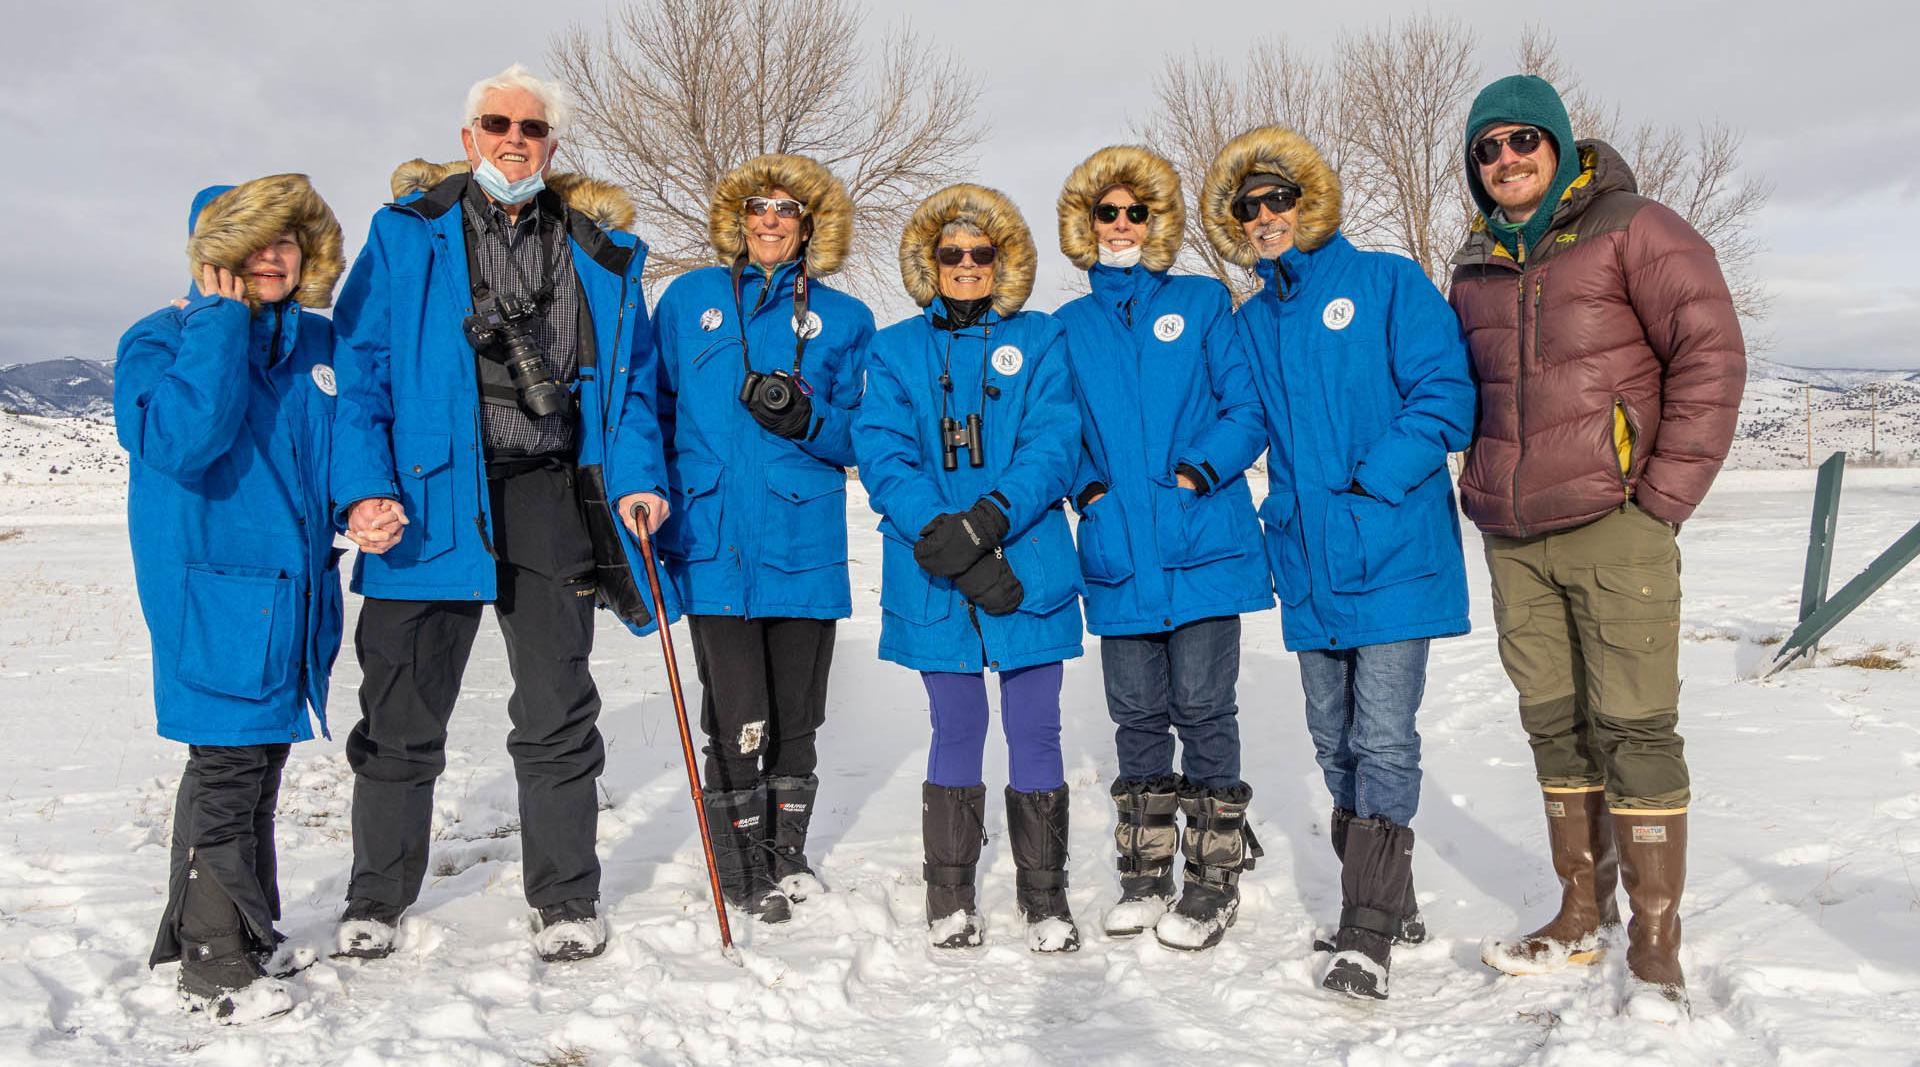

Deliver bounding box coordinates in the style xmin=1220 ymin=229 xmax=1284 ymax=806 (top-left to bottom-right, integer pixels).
xmin=1732 ymin=360 xmax=1920 ymax=468
xmin=0 ymin=357 xmax=114 ymax=418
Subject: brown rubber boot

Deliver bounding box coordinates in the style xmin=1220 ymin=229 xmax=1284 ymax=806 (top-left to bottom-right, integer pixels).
xmin=1482 ymin=788 xmax=1621 ymax=975
xmin=1616 ymin=809 xmax=1688 ymax=1014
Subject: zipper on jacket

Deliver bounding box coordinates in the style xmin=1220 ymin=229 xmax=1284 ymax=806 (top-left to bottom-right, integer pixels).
xmin=1613 ymin=396 xmax=1638 ymax=507
xmin=1509 ymin=271 xmax=1532 ymax=537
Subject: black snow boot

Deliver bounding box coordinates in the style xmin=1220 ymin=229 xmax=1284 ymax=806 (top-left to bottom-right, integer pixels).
xmin=1105 ymin=775 xmax=1179 ymax=937
xmin=703 ymin=786 xmax=791 ymax=925
xmin=765 ymin=774 xmax=823 ymax=901
xmin=1154 ymin=781 xmax=1261 ymax=952
xmin=1005 ymin=785 xmax=1081 ymax=953
xmin=1316 ymin=808 xmax=1425 ymax=950
xmin=177 ymin=861 xmax=291 ymax=1024
xmin=922 ymin=782 xmax=986 ymax=948
xmin=1322 ymin=816 xmax=1416 ymax=1001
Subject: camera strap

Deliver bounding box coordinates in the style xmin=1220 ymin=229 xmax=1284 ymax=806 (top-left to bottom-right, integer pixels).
xmin=730 ymin=255 xmax=814 ymax=387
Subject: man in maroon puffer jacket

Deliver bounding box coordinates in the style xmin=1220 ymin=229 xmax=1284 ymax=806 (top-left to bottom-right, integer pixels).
xmin=1450 ymin=74 xmax=1745 ymax=1018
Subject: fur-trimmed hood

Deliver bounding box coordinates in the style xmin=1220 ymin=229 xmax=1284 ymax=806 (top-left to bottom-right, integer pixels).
xmin=1200 ymin=126 xmax=1341 ymax=268
xmin=898 ymin=183 xmax=1036 ymax=318
xmin=1057 ymin=145 xmax=1184 ymax=272
xmin=389 ymin=159 xmax=637 ymax=232
xmin=187 ymin=174 xmax=343 ymax=309
xmin=707 ymin=154 xmax=853 ymax=276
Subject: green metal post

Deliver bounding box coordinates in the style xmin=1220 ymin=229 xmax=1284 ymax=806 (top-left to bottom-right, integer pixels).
xmin=1797 ymin=452 xmax=1846 ymax=662
xmin=1768 ymin=519 xmax=1920 ymax=677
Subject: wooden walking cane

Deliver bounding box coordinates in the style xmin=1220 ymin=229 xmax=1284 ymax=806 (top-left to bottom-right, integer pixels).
xmin=631 ymin=503 xmax=739 ymax=962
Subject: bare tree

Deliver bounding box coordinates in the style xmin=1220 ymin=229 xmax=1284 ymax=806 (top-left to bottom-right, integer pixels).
xmin=1517 ymin=25 xmax=1772 ymax=323
xmin=1338 ymin=16 xmax=1482 ymax=283
xmin=1135 ymin=40 xmax=1356 ymax=300
xmin=549 ymin=0 xmax=983 ymax=299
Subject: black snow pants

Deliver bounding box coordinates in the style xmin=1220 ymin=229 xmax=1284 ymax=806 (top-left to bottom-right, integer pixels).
xmin=685 ymin=615 xmax=836 ymax=791
xmin=150 ymin=743 xmax=290 ymax=966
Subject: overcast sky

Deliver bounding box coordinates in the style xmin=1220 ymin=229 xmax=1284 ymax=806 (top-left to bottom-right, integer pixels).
xmin=10 ymin=0 xmax=1914 ymax=369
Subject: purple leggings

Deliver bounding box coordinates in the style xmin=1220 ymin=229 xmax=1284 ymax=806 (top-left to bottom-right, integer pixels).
xmin=922 ymin=662 xmax=1066 ymax=792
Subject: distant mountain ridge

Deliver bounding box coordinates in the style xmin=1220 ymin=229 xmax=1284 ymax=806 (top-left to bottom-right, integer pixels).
xmin=0 ymin=358 xmax=113 ymax=418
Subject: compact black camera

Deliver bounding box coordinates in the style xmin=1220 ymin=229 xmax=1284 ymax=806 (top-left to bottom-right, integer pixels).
xmin=739 ymin=368 xmax=799 ymax=413
xmin=464 ymin=293 xmax=568 ymax=419
xmin=941 ymin=413 xmax=983 ymax=471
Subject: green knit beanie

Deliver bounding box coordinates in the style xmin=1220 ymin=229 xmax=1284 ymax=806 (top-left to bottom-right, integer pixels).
xmin=1464 ymin=74 xmax=1580 ymax=259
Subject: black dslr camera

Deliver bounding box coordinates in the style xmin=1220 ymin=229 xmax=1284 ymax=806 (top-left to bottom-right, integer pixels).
xmin=941 ymin=414 xmax=983 ymax=471
xmin=739 ymin=368 xmax=800 ymax=414
xmin=464 ymin=293 xmax=568 ymax=419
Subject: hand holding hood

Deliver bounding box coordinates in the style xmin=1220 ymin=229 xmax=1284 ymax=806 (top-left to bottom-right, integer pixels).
xmin=187 ymin=174 xmax=344 ymax=309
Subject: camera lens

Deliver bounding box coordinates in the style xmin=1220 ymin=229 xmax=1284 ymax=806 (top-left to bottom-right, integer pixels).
xmin=760 ymin=377 xmax=793 ymax=411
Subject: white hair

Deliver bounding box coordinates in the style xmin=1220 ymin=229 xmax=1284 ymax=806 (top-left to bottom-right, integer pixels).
xmin=462 ymin=63 xmax=573 ymax=136
xmin=939 ymin=219 xmax=986 ymax=241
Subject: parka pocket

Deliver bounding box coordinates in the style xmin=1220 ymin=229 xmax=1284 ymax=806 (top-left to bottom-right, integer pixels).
xmin=1257 ymin=491 xmax=1310 ymax=606
xmin=762 ymin=466 xmax=849 ymax=572
xmin=1010 ymin=517 xmax=1082 ymax=617
xmin=879 ymin=530 xmax=950 ymax=624
xmin=661 ymin=459 xmax=724 ymax=562
xmin=391 ymin=431 xmax=454 ymax=563
xmin=1161 ymin=481 xmax=1246 ymax=569
xmin=1324 ymin=491 xmax=1440 ymax=594
xmin=1075 ymin=493 xmax=1134 ymax=585
xmin=177 ymin=564 xmax=295 ymax=700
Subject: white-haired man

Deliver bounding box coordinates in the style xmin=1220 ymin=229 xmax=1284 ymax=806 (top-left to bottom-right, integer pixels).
xmin=331 ymin=64 xmax=672 ymax=962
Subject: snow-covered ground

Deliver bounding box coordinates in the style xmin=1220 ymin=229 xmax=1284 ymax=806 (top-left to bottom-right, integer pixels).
xmin=1 ymin=468 xmax=1917 ymax=1066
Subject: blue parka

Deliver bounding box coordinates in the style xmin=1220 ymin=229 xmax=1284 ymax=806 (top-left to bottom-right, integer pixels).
xmin=1058 ymin=266 xmax=1274 ymax=635
xmin=1237 ymin=231 xmax=1476 ymax=651
xmin=330 ymin=168 xmax=673 ymax=630
xmin=855 ymin=301 xmax=1085 ymax=673
xmin=652 ymin=260 xmax=872 ymax=617
xmin=116 ymin=184 xmax=345 ymax=746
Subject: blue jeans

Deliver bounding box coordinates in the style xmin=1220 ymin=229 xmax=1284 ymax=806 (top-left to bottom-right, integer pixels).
xmin=922 ymin=663 xmax=1065 ymax=792
xmin=1295 ymin=638 xmax=1429 ymax=826
xmin=1101 ymin=616 xmax=1243 ymax=788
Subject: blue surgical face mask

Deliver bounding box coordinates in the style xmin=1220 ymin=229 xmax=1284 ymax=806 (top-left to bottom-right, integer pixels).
xmin=472 ymin=156 xmax=547 ymax=205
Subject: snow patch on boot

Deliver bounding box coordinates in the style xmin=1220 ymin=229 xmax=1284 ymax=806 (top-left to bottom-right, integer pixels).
xmin=257 ymin=939 xmax=317 ymax=979
xmin=1103 ymin=894 xmax=1171 ymax=938
xmin=1321 ymin=949 xmax=1389 ymax=1000
xmin=1153 ymin=896 xmax=1237 ymax=952
xmin=332 ymin=919 xmax=398 ymax=960
xmin=779 ymin=872 xmax=826 ymax=902
xmin=1025 ymin=916 xmax=1081 ymax=953
xmin=1624 ymin=978 xmax=1691 ymax=1023
xmin=180 ymin=974 xmax=294 ymax=1025
xmin=532 ymin=913 xmax=608 ymax=962
xmin=927 ymin=909 xmax=982 ymax=949
xmin=1479 ymin=929 xmax=1606 ymax=976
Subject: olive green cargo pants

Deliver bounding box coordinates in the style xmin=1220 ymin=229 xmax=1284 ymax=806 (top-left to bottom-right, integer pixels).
xmin=1484 ymin=504 xmax=1688 ymax=811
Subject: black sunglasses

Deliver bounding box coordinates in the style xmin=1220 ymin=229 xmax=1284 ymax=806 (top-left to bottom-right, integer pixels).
xmin=935 ymin=245 xmax=997 ymax=267
xmin=1471 ymin=126 xmax=1546 ymax=166
xmin=1230 ymin=188 xmax=1299 ymax=223
xmin=474 ymin=114 xmax=552 ymax=139
xmin=745 ymin=196 xmax=806 ymax=219
xmin=1094 ymin=203 xmax=1151 ymax=225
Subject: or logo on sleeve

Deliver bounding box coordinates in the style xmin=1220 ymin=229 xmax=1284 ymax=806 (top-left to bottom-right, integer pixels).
xmin=699 ymin=308 xmax=723 ymax=332
xmin=311 ymin=365 xmax=337 ymax=396
xmin=793 ymin=310 xmax=824 ymax=339
xmin=1322 ymin=298 xmax=1355 ymax=331
xmin=991 ymin=345 xmax=1024 ymax=375
xmin=1153 ymin=314 xmax=1185 ymax=342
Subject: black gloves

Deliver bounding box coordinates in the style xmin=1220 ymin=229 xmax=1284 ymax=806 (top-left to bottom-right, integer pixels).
xmin=955 ymin=551 xmax=1024 ymax=616
xmin=914 ymin=496 xmax=1010 ymax=578
xmin=747 ymin=384 xmax=815 ymax=440
xmin=1075 ymin=481 xmax=1108 ymax=511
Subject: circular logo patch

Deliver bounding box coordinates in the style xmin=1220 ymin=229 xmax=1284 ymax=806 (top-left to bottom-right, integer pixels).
xmin=793 ymin=310 xmax=824 ymax=339
xmin=310 ymin=365 xmax=337 ymax=396
xmin=991 ymin=345 xmax=1024 ymax=375
xmin=699 ymin=308 xmax=723 ymax=332
xmin=1323 ymin=298 xmax=1355 ymax=331
xmin=1153 ymin=314 xmax=1185 ymax=342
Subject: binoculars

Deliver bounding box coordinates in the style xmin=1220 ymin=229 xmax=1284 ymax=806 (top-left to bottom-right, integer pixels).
xmin=941 ymin=413 xmax=983 ymax=471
